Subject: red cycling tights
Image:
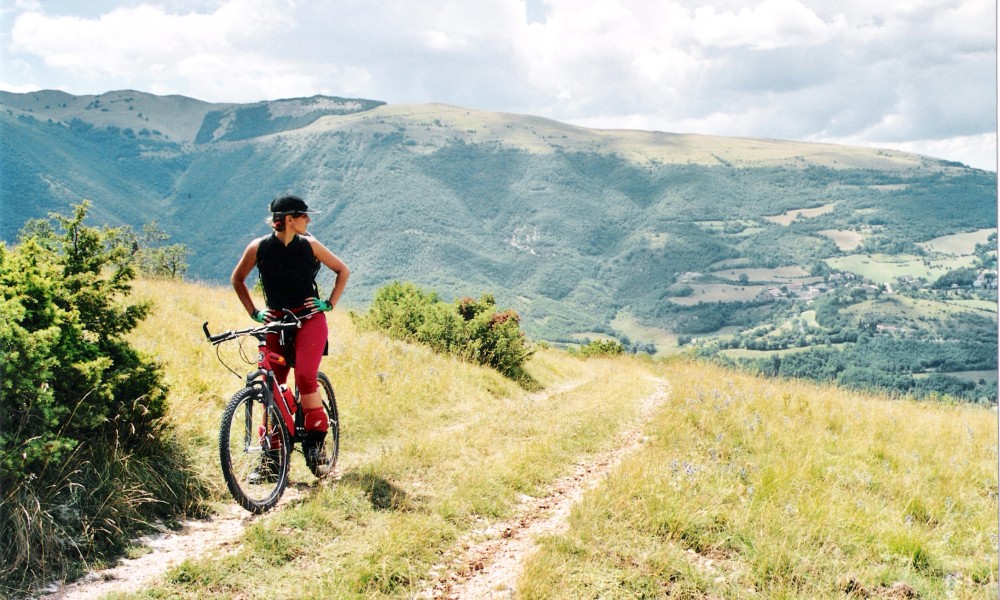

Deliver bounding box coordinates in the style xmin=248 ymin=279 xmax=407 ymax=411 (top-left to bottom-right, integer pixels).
xmin=265 ymin=312 xmax=327 ymax=395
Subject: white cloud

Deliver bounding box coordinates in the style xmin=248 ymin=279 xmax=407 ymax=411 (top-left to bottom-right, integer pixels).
xmin=1 ymin=0 xmax=995 ymax=169
xmin=9 ymin=0 xmax=299 ymax=100
xmin=516 ymin=1 xmax=699 ymax=116
xmin=818 ymin=132 xmax=998 ymax=171
xmin=691 ymin=0 xmax=846 ymax=49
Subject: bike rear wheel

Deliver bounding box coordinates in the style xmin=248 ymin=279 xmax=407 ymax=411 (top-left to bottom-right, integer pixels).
xmin=304 ymin=372 xmax=340 ymax=478
xmin=219 ymin=386 xmax=290 ymax=513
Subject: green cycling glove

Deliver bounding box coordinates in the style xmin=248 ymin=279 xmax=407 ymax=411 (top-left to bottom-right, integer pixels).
xmin=314 ymin=299 xmax=333 ymax=312
xmin=251 ymin=309 xmax=268 ymax=323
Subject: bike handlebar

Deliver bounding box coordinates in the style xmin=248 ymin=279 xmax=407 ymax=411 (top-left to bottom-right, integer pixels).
xmin=202 ymin=308 xmax=320 ymax=346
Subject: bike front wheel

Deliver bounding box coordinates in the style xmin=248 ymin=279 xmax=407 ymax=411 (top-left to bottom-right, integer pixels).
xmin=304 ymin=372 xmax=340 ymax=478
xmin=219 ymin=386 xmax=290 ymax=513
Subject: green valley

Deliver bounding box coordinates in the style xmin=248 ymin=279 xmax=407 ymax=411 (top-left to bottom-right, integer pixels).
xmin=2 ymin=89 xmax=996 ymax=402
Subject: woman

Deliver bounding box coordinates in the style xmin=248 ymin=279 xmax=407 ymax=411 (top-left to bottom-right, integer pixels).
xmin=231 ymin=195 xmax=349 ymax=463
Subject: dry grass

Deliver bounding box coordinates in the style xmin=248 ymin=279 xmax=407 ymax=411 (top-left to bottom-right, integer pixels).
xmin=111 ymin=280 xmax=997 ymax=599
xmin=118 ymin=279 xmax=660 ymax=598
xmin=520 ymin=358 xmax=999 ymax=599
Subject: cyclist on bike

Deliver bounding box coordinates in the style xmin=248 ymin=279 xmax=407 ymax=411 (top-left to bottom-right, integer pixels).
xmin=231 ymin=195 xmax=350 ymax=467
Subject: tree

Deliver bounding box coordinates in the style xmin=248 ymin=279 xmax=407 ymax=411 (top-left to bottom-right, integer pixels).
xmin=105 ymin=220 xmax=191 ymax=279
xmin=1 ymin=202 xmax=194 ymax=588
xmin=137 ymin=221 xmax=191 ymax=278
xmin=575 ymin=339 xmax=626 ymax=357
xmin=1 ymin=203 xmax=165 ymax=476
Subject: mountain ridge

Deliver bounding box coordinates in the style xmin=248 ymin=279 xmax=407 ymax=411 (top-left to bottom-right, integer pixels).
xmin=291 ymin=100 xmax=956 ymax=170
xmin=3 ymin=89 xmax=972 ymax=170
xmin=2 ymin=90 xmax=995 ymax=366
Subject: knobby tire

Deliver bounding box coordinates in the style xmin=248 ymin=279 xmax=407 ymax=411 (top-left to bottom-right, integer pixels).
xmin=306 ymin=372 xmax=340 ymax=478
xmin=219 ymin=387 xmax=290 ymax=514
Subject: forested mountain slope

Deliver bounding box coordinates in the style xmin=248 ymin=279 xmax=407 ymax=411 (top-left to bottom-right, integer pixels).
xmin=2 ymin=91 xmax=995 ymax=398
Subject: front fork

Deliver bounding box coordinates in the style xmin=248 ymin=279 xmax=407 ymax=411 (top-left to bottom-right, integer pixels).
xmin=245 ymin=372 xmax=298 ymax=444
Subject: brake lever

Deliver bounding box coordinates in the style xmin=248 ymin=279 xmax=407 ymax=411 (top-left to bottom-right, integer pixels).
xmin=281 ymin=307 xmax=305 ymax=328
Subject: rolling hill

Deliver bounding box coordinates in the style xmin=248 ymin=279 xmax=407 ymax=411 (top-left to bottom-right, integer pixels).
xmin=1 ymin=90 xmax=995 ymax=366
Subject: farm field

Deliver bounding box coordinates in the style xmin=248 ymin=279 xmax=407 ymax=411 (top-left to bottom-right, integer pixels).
xmin=840 ymin=295 xmax=999 ymax=321
xmin=775 ymin=309 xmax=820 ymax=330
xmin=763 ymin=201 xmax=838 ymax=225
xmin=709 ymin=265 xmax=813 ymax=283
xmin=825 ymin=253 xmax=978 ymax=284
xmin=817 ymin=229 xmax=865 ymax=251
xmin=914 ymin=370 xmax=999 ymax=383
xmin=950 ymin=298 xmax=1000 ymax=312
xmin=668 ymin=283 xmax=769 ymax=305
xmin=692 ymin=220 xmax=764 ymax=236
xmin=610 ymin=312 xmax=682 ymax=354
xmin=720 ymin=343 xmax=850 ymax=360
xmin=918 ymin=228 xmax=996 ymax=255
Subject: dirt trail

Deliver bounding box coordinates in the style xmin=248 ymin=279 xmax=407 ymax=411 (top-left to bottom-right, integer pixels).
xmin=34 ymin=380 xmax=601 ymax=600
xmin=417 ymin=376 xmax=671 ymax=600
xmin=39 ymin=375 xmax=670 ymax=600
xmin=39 ymin=488 xmax=303 ymax=600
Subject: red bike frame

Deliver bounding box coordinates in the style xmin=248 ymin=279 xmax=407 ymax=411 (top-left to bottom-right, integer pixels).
xmin=252 ymin=335 xmax=298 ymax=437
xmin=203 ymin=309 xmax=316 ymax=442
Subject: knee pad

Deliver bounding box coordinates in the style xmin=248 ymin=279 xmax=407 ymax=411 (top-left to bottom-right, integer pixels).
xmin=303 ymin=406 xmax=328 ymax=433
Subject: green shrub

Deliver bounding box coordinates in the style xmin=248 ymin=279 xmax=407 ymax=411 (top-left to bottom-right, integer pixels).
xmin=0 ymin=202 xmax=202 ymax=592
xmin=352 ymin=281 xmax=533 ymax=380
xmin=573 ymin=339 xmax=626 ymax=357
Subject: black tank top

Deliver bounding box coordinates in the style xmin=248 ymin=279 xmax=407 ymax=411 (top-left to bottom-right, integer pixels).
xmin=255 ymin=234 xmax=320 ymax=310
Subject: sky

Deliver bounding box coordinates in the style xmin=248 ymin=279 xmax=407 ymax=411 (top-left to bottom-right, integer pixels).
xmin=1 ymin=0 xmax=996 ymax=170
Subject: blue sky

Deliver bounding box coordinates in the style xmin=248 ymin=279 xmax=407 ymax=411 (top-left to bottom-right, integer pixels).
xmin=1 ymin=0 xmax=996 ymax=170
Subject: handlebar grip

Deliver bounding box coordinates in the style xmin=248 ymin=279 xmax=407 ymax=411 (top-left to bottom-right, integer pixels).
xmin=203 ymin=322 xmax=233 ymax=344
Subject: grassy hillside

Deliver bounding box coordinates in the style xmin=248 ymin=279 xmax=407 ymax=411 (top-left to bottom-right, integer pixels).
xmin=103 ymin=278 xmax=998 ymax=599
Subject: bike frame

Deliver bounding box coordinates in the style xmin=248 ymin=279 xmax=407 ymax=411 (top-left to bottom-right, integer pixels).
xmin=203 ymin=308 xmax=319 ymax=446
xmin=245 ymin=332 xmax=298 ymax=440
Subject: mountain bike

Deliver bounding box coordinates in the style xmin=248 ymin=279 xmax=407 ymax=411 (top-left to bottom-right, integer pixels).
xmin=203 ymin=309 xmax=339 ymax=513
